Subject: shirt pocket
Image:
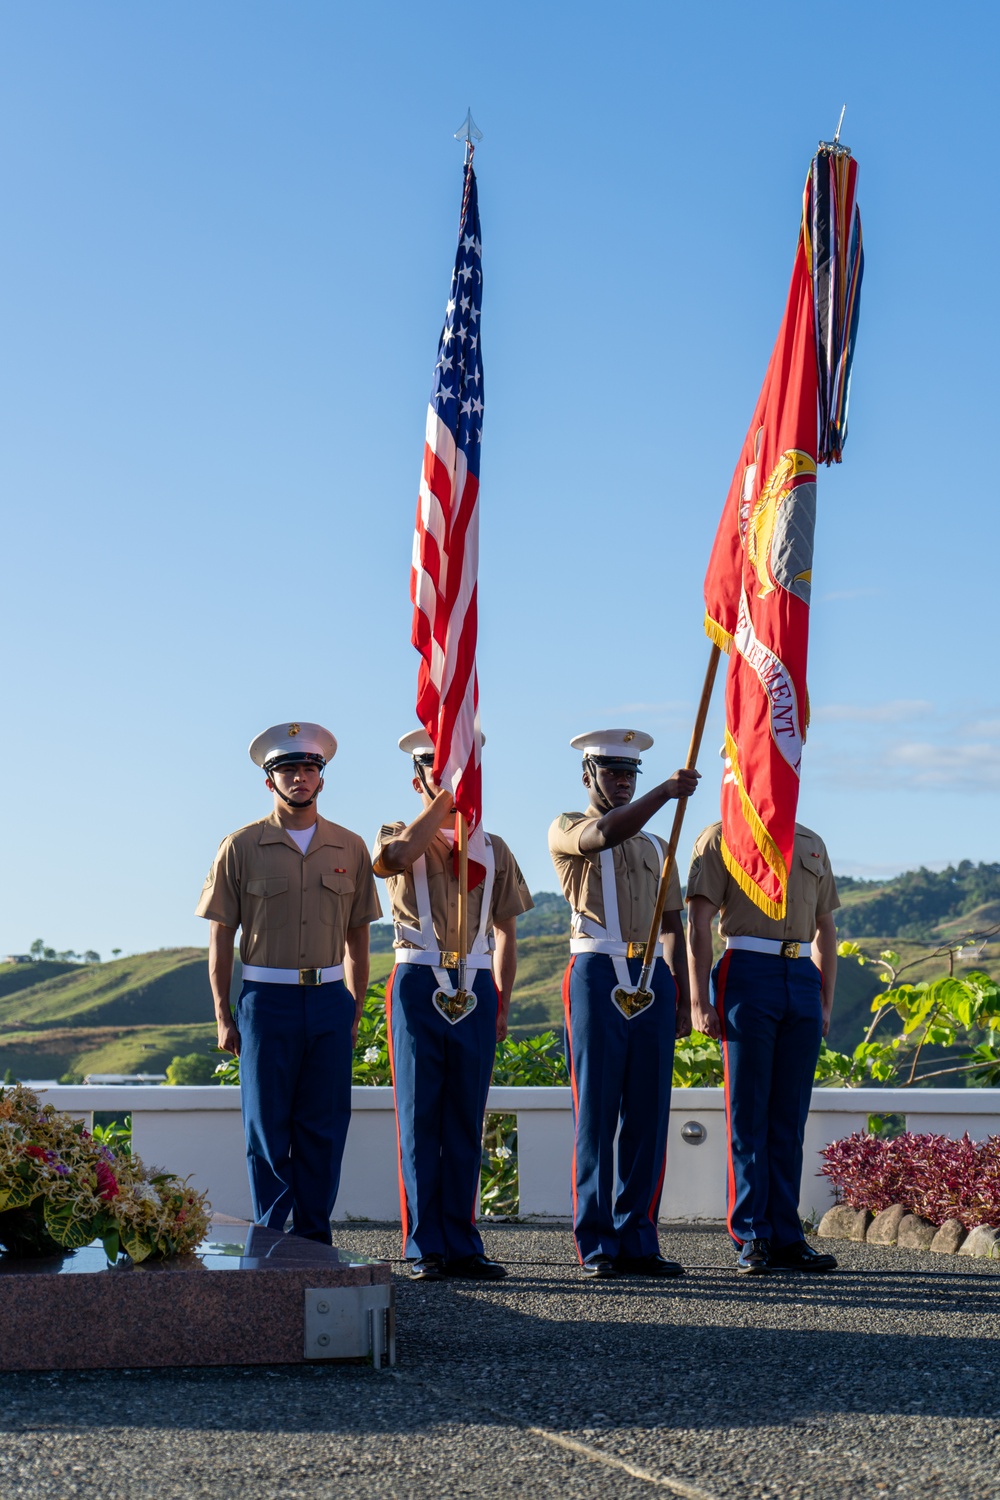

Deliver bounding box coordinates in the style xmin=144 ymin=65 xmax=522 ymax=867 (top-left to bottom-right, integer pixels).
xmin=796 ymin=851 xmax=821 ymax=924
xmin=319 ymin=870 xmax=355 ymax=925
xmin=244 ymin=876 xmax=289 ymax=931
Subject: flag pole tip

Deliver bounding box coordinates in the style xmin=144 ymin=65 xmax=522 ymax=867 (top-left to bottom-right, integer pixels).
xmin=818 ymin=104 xmax=851 ymax=157
xmin=454 ymin=109 xmax=483 ymax=144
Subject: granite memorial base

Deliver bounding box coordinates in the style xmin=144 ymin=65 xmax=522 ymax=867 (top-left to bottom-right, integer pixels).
xmin=0 ymin=1223 xmax=395 ymax=1371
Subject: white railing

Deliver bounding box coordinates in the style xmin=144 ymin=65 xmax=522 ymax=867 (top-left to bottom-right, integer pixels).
xmin=38 ymin=1086 xmax=1000 ymax=1225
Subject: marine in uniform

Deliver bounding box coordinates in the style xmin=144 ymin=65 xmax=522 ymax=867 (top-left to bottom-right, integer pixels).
xmin=372 ymin=732 xmax=533 ymax=1281
xmin=548 ymin=730 xmax=700 ymax=1278
xmin=686 ymin=819 xmax=840 ymax=1274
xmin=196 ymin=722 xmax=381 ymax=1243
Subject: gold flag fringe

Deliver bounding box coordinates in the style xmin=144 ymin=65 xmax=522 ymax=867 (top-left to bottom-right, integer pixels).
xmin=703 ymin=612 xmax=733 ymax=655
xmin=723 ymin=728 xmax=788 ymax=920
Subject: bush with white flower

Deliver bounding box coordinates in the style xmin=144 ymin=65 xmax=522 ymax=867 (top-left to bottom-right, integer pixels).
xmin=0 ymin=1084 xmax=210 ymax=1264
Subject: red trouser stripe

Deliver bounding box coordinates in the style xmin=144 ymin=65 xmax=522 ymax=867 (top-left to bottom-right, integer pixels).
xmin=384 ymin=967 xmax=411 ymax=1259
xmin=714 ymin=950 xmax=741 ymax=1245
xmin=648 ymin=1142 xmax=668 ymax=1227
xmin=470 ymin=976 xmax=502 ymax=1229
xmin=561 ymin=957 xmax=584 ymax=1263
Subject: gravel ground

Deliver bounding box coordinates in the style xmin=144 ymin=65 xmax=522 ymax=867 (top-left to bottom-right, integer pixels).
xmin=1 ymin=1222 xmax=999 ymax=1499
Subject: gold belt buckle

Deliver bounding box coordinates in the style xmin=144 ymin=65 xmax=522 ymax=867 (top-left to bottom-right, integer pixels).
xmin=780 ymin=941 xmax=800 ymax=960
xmin=626 ymin=941 xmax=646 ymax=960
xmin=299 ymin=967 xmax=322 ymax=986
xmin=439 ymin=951 xmax=460 ymax=969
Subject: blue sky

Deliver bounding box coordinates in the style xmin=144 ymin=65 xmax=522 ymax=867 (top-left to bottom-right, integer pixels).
xmin=1 ymin=0 xmax=997 ymax=955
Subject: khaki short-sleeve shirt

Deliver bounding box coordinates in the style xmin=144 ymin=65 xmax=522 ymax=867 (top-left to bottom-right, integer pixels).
xmin=371 ymin=825 xmax=533 ymax=950
xmin=195 ymin=812 xmax=382 ymax=967
xmin=547 ymin=811 xmax=683 ymax=944
xmin=685 ymin=820 xmax=839 ymax=940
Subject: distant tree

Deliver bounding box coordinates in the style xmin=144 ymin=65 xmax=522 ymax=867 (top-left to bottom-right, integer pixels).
xmin=111 ymin=949 xmax=122 ymax=959
xmin=43 ymin=947 xmax=56 ymax=961
xmin=56 ymin=950 xmax=79 ymax=962
xmin=29 ymin=939 xmax=45 ymax=961
xmin=82 ymin=950 xmax=101 ymax=964
xmin=165 ymin=1053 xmax=219 ymax=1086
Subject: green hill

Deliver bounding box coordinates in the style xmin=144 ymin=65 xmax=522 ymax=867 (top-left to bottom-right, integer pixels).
xmin=836 ymin=862 xmax=1000 ymax=941
xmin=0 ymin=961 xmax=78 ymax=999
xmin=3 ymin=863 xmax=998 ymax=1080
xmin=0 ymin=949 xmax=222 ymax=1032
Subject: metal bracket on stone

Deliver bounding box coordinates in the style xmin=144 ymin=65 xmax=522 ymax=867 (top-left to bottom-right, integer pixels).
xmin=303 ymin=1286 xmax=396 ymax=1367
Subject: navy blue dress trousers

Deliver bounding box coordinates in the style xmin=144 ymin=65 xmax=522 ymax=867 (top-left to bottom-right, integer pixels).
xmin=386 ymin=963 xmax=499 ymax=1263
xmin=235 ymin=978 xmax=355 ymax=1243
xmin=712 ymin=948 xmax=824 ymax=1247
xmin=562 ymin=952 xmax=676 ymax=1264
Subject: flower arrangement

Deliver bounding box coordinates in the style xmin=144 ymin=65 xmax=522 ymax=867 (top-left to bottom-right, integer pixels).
xmin=820 ymin=1130 xmax=1000 ymax=1231
xmin=0 ymin=1084 xmax=211 ymax=1263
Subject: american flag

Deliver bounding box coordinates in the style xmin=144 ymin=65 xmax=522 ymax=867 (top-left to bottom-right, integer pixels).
xmin=410 ymin=157 xmax=486 ymax=885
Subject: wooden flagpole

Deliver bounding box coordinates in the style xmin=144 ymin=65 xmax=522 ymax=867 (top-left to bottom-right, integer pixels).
xmin=456 ymin=812 xmax=469 ymax=998
xmin=635 ymin=643 xmax=722 ymax=996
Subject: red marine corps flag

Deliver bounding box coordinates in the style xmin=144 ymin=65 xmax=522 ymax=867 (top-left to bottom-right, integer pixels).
xmin=704 ymin=141 xmax=863 ymax=917
xmin=410 ymin=122 xmax=487 ymax=891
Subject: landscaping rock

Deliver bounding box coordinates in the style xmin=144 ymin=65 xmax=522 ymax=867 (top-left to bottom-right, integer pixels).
xmin=958 ymin=1225 xmax=1000 ymax=1259
xmin=867 ymin=1204 xmax=907 ymax=1246
xmin=818 ymin=1206 xmax=872 ymax=1242
xmin=929 ymin=1219 xmax=967 ymax=1255
xmin=896 ymin=1214 xmax=937 ymax=1251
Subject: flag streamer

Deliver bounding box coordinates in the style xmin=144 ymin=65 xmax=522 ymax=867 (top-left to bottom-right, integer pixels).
xmin=806 ymin=147 xmax=864 ymax=464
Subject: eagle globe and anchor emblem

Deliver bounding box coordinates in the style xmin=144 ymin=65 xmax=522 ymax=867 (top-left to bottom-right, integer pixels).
xmin=741 ymin=442 xmax=817 ymax=604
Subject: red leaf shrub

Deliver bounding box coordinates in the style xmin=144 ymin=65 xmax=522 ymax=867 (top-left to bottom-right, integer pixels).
xmin=820 ymin=1132 xmax=1000 ymax=1231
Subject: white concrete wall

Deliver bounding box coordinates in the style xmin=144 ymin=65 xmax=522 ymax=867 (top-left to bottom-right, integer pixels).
xmin=39 ymin=1085 xmax=1000 ymax=1225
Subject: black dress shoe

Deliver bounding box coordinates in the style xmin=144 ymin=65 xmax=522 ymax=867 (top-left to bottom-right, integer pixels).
xmin=445 ymin=1253 xmax=508 ymax=1280
xmin=614 ymin=1253 xmax=685 ymax=1278
xmin=736 ymin=1237 xmax=772 ymax=1274
xmin=581 ymin=1254 xmax=618 ymax=1279
xmin=409 ymin=1254 xmax=445 ymax=1281
xmin=771 ymin=1240 xmax=838 ymax=1272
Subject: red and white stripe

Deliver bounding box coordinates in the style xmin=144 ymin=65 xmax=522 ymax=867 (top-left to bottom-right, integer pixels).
xmin=410 ymin=405 xmax=486 ymax=885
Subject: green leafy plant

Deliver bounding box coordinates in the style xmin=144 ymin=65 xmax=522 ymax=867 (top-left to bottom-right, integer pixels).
xmin=352 ymin=983 xmax=391 ymax=1086
xmin=820 ymin=938 xmax=1000 ymax=1088
xmin=673 ymin=1032 xmax=724 ymax=1087
xmin=481 ymin=1113 xmax=517 ymax=1216
xmin=166 ymin=1052 xmax=219 ymax=1086
xmin=492 ymin=1031 xmax=568 ymax=1087
xmin=93 ymin=1116 xmax=132 ymax=1153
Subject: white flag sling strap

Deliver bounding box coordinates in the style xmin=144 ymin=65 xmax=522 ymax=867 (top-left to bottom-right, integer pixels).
xmin=570 ymin=834 xmax=664 ymax=1020
xmin=393 ymin=838 xmax=496 ymax=1023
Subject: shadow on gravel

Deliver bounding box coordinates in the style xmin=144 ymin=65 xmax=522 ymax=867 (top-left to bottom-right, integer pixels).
xmin=1 ymin=1270 xmax=997 ymax=1440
